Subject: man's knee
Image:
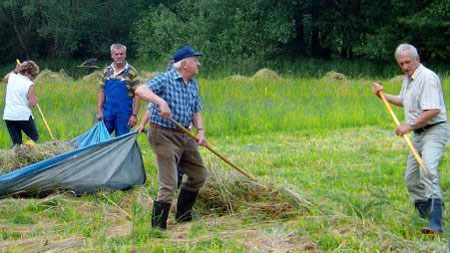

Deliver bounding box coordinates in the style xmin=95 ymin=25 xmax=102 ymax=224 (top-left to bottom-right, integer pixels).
xmin=193 ymin=168 xmax=208 ymax=188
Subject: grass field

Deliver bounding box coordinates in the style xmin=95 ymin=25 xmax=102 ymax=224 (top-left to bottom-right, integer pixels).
xmin=0 ymin=71 xmax=449 ymax=251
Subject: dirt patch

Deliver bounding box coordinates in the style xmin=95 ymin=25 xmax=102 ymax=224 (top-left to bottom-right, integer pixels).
xmin=244 ymin=228 xmax=317 ymax=252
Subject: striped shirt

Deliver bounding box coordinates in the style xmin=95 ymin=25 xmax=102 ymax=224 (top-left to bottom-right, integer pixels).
xmin=99 ymin=62 xmax=141 ymax=98
xmin=399 ymin=64 xmax=447 ymax=125
xmin=145 ymin=69 xmax=202 ymax=128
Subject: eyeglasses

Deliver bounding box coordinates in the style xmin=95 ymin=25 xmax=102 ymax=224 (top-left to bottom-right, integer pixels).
xmin=187 ymin=58 xmax=200 ymax=64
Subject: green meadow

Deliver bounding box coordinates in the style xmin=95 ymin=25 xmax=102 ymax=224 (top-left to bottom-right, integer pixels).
xmin=0 ymin=73 xmax=449 ymax=251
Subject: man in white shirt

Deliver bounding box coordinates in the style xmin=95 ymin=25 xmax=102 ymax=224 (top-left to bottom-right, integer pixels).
xmin=372 ymin=44 xmax=449 ymax=236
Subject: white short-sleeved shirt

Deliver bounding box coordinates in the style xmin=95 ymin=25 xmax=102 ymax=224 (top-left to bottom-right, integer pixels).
xmin=399 ymin=64 xmax=447 ymax=125
xmin=3 ymin=73 xmax=35 ymax=121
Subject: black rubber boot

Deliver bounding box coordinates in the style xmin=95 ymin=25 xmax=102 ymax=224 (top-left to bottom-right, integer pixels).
xmin=177 ymin=166 xmax=185 ymax=189
xmin=151 ymin=201 xmax=171 ymax=230
xmin=414 ymin=199 xmax=431 ymax=219
xmin=175 ymin=189 xmax=199 ymax=222
xmin=420 ymin=198 xmax=444 ymax=235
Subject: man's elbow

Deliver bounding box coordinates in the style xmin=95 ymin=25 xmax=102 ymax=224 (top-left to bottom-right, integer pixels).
xmin=424 ymin=108 xmax=441 ymax=117
xmin=432 ymin=109 xmax=441 ymax=115
xmin=135 ymin=86 xmax=147 ymax=99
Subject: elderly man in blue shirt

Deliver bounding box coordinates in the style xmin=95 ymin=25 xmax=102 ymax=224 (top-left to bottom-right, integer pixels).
xmin=135 ymin=46 xmax=208 ymax=230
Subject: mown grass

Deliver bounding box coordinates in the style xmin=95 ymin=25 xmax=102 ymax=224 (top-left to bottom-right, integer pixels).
xmin=0 ymin=71 xmax=449 ymax=251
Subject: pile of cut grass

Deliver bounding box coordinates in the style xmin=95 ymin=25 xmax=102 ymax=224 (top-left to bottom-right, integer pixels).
xmin=322 ymin=71 xmax=347 ymax=81
xmin=34 ymin=69 xmax=73 ymax=84
xmin=82 ymin=70 xmax=103 ymax=82
xmin=196 ymin=166 xmax=311 ymax=219
xmin=0 ymin=141 xmax=73 ymax=175
xmin=252 ymin=68 xmax=282 ymax=80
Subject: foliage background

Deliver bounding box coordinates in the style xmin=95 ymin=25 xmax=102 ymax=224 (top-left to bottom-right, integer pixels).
xmin=0 ymin=0 xmax=448 ymax=77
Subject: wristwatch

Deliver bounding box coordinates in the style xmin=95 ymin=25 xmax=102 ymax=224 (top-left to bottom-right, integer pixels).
xmin=408 ymin=121 xmax=416 ymax=129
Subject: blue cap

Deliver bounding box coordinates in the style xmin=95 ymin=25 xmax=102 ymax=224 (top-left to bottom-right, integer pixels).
xmin=172 ymin=46 xmax=203 ymax=63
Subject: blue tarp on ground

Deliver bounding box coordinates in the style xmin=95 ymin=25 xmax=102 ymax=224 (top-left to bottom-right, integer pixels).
xmin=0 ymin=122 xmax=146 ymax=197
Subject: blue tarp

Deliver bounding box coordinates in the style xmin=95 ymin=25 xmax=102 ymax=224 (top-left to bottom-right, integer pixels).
xmin=0 ymin=122 xmax=146 ymax=197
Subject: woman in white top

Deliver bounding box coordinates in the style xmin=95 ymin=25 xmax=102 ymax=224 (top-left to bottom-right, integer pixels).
xmin=2 ymin=61 xmax=40 ymax=146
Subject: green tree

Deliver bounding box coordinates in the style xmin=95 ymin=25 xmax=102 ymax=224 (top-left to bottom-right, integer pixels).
xmin=0 ymin=0 xmax=40 ymax=60
xmin=133 ymin=0 xmax=295 ymax=66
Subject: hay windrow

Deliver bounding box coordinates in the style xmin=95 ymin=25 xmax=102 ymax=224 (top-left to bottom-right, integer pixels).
xmin=141 ymin=71 xmax=159 ymax=81
xmin=197 ymin=167 xmax=311 ymax=219
xmin=229 ymin=74 xmax=248 ymax=81
xmin=34 ymin=69 xmax=73 ymax=84
xmin=0 ymin=141 xmax=74 ymax=175
xmin=252 ymin=68 xmax=282 ymax=80
xmin=323 ymin=71 xmax=347 ymax=81
xmin=82 ymin=70 xmax=103 ymax=81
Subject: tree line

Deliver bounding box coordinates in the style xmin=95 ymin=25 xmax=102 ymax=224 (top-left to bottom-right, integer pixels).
xmin=0 ymin=0 xmax=448 ymax=68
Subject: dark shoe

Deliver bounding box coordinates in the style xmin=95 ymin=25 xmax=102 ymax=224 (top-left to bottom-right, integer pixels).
xmin=420 ymin=199 xmax=443 ymax=235
xmin=151 ymin=201 xmax=171 ymax=230
xmin=175 ymin=189 xmax=199 ymax=222
xmin=414 ymin=199 xmax=431 ymax=219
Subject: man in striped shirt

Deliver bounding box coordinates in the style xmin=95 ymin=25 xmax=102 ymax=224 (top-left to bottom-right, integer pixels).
xmin=372 ymin=44 xmax=449 ymax=236
xmin=97 ymin=44 xmax=141 ymax=136
xmin=135 ymin=46 xmax=207 ymax=230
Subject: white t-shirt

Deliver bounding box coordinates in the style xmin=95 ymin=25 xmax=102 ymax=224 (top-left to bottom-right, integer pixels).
xmin=3 ymin=73 xmax=35 ymax=121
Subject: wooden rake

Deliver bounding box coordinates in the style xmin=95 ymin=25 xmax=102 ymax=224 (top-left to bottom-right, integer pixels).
xmin=378 ymin=91 xmax=429 ymax=176
xmin=169 ymin=118 xmax=254 ymax=180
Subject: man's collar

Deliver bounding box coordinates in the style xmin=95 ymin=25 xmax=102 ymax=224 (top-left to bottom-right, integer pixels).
xmin=110 ymin=62 xmax=129 ymax=76
xmin=411 ymin=64 xmax=423 ymax=80
xmin=173 ymin=68 xmax=183 ymax=80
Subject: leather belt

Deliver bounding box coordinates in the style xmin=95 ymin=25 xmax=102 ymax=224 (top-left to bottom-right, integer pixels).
xmin=151 ymin=123 xmax=186 ymax=133
xmin=413 ymin=121 xmax=446 ymax=134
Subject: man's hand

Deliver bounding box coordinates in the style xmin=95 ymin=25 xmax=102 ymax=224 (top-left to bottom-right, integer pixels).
xmin=372 ymin=82 xmax=383 ymax=98
xmin=196 ymin=130 xmax=208 ymax=146
xmin=96 ymin=112 xmax=104 ymax=121
xmin=136 ymin=123 xmax=146 ymax=133
xmin=128 ymin=114 xmax=138 ymax=127
xmin=395 ymin=123 xmax=413 ymax=136
xmin=157 ymin=100 xmax=172 ymax=119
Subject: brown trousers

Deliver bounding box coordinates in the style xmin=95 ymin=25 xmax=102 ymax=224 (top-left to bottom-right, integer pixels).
xmin=149 ymin=127 xmax=207 ymax=203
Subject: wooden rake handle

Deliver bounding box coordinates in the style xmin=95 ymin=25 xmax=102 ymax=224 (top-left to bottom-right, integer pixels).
xmin=36 ymin=103 xmax=55 ymax=140
xmin=168 ymin=118 xmax=254 ymax=180
xmin=379 ymin=91 xmax=429 ymax=176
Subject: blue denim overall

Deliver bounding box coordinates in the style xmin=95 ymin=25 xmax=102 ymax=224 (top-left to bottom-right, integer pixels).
xmin=103 ymin=78 xmax=132 ymax=136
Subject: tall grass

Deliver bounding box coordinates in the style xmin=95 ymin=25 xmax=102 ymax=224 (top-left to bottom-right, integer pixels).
xmin=200 ymin=77 xmax=405 ymax=137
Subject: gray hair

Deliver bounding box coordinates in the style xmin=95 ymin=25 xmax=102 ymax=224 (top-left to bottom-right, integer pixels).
xmin=172 ymin=59 xmax=186 ymax=69
xmin=395 ymin=43 xmax=419 ymax=60
xmin=110 ymin=43 xmax=127 ymax=53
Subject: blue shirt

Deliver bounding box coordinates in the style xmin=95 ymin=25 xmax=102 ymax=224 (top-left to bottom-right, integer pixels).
xmin=145 ymin=69 xmax=202 ymax=128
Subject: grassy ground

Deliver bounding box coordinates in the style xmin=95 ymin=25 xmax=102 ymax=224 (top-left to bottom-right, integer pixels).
xmin=0 ymin=72 xmax=449 ymax=251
